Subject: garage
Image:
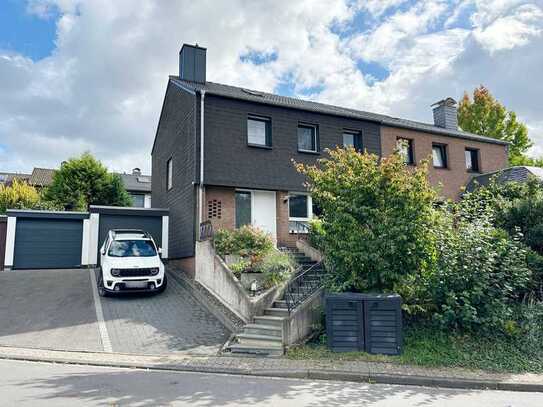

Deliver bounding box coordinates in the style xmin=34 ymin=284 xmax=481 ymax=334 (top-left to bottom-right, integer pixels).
xmin=90 ymin=206 xmax=168 ymax=265
xmin=11 ymin=211 xmax=86 ymax=270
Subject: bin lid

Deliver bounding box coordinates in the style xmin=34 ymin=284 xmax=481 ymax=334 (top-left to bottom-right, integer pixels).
xmin=325 ymin=292 xmax=401 ymax=301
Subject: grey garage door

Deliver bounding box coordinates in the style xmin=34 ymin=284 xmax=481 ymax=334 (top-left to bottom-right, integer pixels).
xmin=13 ymin=218 xmax=83 ymax=269
xmin=98 ymin=214 xmax=162 ymax=254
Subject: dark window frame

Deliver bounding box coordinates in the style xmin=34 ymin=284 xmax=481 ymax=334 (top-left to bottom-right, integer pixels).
xmin=397 ymin=138 xmax=415 ymax=165
xmin=343 ymin=130 xmax=363 ymax=151
xmin=432 ymin=143 xmax=448 ymax=169
xmin=297 ymin=123 xmax=319 ymax=153
xmin=166 ymin=157 xmax=173 ymax=191
xmin=235 ymin=190 xmax=252 ymax=229
xmin=247 ymin=115 xmax=272 ymax=148
xmin=465 ymin=148 xmax=480 ymax=172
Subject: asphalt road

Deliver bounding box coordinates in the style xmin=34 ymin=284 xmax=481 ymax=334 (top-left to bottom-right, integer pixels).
xmin=1 ymin=359 xmax=542 ymax=406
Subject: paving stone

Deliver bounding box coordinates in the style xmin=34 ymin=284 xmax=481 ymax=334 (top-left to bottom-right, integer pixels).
xmin=100 ymin=275 xmax=231 ymax=355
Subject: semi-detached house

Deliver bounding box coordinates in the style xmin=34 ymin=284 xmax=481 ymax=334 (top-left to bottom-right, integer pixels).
xmin=151 ymin=44 xmax=508 ymax=269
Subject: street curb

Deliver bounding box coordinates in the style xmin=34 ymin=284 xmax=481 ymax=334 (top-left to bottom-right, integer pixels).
xmin=0 ymin=347 xmax=542 ymax=393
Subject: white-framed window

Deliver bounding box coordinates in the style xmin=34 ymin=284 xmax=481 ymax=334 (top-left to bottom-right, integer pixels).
xmin=288 ymin=193 xmax=313 ymax=233
xmin=166 ymin=157 xmax=173 ymax=190
xmin=432 ymin=144 xmax=447 ymax=168
xmin=297 ymin=124 xmax=318 ymax=153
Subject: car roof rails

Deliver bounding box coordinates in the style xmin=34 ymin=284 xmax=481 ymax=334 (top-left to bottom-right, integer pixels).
xmin=110 ymin=229 xmax=152 ymax=239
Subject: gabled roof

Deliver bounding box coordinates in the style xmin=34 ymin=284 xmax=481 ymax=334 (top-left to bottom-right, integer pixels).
xmin=0 ymin=172 xmax=31 ymax=184
xmin=465 ymin=166 xmax=543 ymax=192
xmin=170 ymin=77 xmax=509 ymax=146
xmin=117 ymin=173 xmax=152 ymax=193
xmin=29 ymin=167 xmax=55 ymax=187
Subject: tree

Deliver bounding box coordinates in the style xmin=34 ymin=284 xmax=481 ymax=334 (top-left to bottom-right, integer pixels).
xmin=43 ymin=152 xmax=132 ymax=211
xmin=295 ymin=147 xmax=438 ymax=293
xmin=458 ymin=86 xmax=533 ymax=163
xmin=0 ymin=179 xmax=43 ymax=213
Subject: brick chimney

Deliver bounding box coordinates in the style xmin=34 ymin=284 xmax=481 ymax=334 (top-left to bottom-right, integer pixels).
xmin=432 ymin=97 xmax=458 ymax=130
xmin=179 ymin=43 xmax=206 ymax=83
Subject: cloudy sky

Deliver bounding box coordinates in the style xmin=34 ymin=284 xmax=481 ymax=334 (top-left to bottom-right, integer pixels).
xmin=1 ymin=0 xmax=542 ymax=174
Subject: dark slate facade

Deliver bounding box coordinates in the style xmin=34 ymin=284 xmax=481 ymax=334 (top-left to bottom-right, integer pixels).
xmin=152 ymin=81 xmax=197 ymax=258
xmin=203 ymin=94 xmax=381 ymax=191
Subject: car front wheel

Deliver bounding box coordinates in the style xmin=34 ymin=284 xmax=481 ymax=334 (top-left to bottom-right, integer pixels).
xmin=97 ymin=273 xmax=108 ymax=297
xmin=157 ymin=275 xmax=168 ymax=294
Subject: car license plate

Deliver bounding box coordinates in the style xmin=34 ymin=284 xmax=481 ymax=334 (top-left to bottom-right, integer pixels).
xmin=125 ymin=281 xmax=148 ymax=289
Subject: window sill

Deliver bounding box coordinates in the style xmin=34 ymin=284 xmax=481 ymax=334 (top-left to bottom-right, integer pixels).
xmin=433 ymin=166 xmax=449 ymax=170
xmin=467 ymin=169 xmax=481 ymax=174
xmin=298 ymin=149 xmax=320 ymax=155
xmin=247 ymin=143 xmax=272 ymax=150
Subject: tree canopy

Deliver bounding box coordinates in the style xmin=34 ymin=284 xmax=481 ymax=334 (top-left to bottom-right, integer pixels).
xmin=458 ymin=86 xmax=536 ymax=164
xmin=0 ymin=179 xmax=44 ymax=214
xmin=43 ymin=152 xmax=132 ymax=211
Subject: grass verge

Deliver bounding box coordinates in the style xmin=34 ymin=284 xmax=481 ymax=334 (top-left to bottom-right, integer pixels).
xmin=287 ymin=324 xmax=543 ymax=374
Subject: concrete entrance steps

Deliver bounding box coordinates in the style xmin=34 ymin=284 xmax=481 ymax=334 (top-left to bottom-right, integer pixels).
xmin=227 ymin=248 xmax=321 ymax=357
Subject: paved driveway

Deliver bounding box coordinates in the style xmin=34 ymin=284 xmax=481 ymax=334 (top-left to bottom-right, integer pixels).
xmin=0 ymin=269 xmax=230 ymax=356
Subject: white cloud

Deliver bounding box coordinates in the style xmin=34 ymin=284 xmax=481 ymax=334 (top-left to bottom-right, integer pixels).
xmin=1 ymin=0 xmax=543 ymax=175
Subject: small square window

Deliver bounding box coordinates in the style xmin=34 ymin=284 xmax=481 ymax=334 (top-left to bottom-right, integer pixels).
xmin=343 ymin=131 xmax=362 ymax=151
xmin=247 ymin=116 xmax=271 ymax=147
xmin=166 ymin=158 xmax=173 ymax=190
xmin=397 ymin=138 xmax=414 ymax=165
xmin=298 ymin=124 xmax=318 ymax=152
xmin=465 ymin=148 xmax=480 ymax=172
xmin=432 ymin=144 xmax=447 ymax=168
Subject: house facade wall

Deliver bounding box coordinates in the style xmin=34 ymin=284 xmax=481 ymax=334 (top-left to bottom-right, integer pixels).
xmin=202 ymin=94 xmax=381 ymax=191
xmin=381 ymin=126 xmax=508 ymax=199
xmin=152 ymin=81 xmax=197 ymax=258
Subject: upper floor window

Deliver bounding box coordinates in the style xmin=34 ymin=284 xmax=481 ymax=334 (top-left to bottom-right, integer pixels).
xmin=465 ymin=148 xmax=480 ymax=172
xmin=166 ymin=157 xmax=173 ymax=190
xmin=343 ymin=131 xmax=362 ymax=151
xmin=397 ymin=138 xmax=414 ymax=165
xmin=247 ymin=116 xmax=271 ymax=147
xmin=432 ymin=144 xmax=447 ymax=168
xmin=298 ymin=124 xmax=318 ymax=153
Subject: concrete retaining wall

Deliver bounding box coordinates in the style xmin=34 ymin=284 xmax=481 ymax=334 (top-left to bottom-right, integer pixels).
xmin=195 ymin=240 xmax=284 ymax=323
xmin=283 ymin=288 xmax=324 ymax=345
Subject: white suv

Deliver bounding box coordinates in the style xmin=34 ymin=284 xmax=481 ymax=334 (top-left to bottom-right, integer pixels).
xmin=97 ymin=229 xmax=167 ymax=296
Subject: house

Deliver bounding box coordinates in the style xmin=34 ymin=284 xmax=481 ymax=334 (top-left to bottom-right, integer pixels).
xmin=151 ymin=43 xmax=509 ymax=265
xmin=465 ymin=166 xmax=543 ymax=193
xmin=1 ymin=167 xmax=152 ymax=208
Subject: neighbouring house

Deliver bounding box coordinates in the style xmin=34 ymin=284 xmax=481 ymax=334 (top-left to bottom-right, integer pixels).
xmin=465 ymin=166 xmax=543 ymax=193
xmin=0 ymin=167 xmax=152 ymax=208
xmin=151 ymin=43 xmax=509 ymax=265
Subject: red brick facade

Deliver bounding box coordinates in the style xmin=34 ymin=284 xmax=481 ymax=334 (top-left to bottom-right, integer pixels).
xmin=380 ymin=126 xmax=508 ymax=199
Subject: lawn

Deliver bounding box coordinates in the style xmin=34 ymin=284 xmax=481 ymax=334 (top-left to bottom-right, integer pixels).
xmin=287 ymin=324 xmax=543 ymax=374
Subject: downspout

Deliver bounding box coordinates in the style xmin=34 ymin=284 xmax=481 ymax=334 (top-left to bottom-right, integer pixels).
xmin=198 ymin=90 xmax=206 ymax=227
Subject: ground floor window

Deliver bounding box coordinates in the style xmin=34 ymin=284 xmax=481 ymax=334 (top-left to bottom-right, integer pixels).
xmin=235 ymin=191 xmax=252 ymax=228
xmin=130 ymin=193 xmax=145 ymax=208
xmin=288 ymin=193 xmax=313 ymax=233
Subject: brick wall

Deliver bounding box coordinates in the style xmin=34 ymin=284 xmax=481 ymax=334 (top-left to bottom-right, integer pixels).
xmin=204 ymin=186 xmax=236 ymax=231
xmin=381 ymin=126 xmax=508 ymax=200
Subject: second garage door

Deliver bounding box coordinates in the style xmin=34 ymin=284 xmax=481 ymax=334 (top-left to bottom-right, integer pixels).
xmin=13 ymin=218 xmax=83 ymax=269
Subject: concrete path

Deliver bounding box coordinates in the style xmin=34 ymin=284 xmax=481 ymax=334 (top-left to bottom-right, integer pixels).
xmin=1 ymin=359 xmax=542 ymax=406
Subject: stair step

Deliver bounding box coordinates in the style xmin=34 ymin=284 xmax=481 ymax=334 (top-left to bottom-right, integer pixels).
xmin=273 ymin=300 xmax=288 ymax=309
xmin=229 ymin=343 xmax=284 ymax=357
xmin=244 ymin=324 xmax=282 ymax=337
xmin=254 ymin=315 xmax=285 ymax=327
xmin=236 ymin=333 xmax=283 ymax=347
xmin=264 ymin=307 xmax=290 ymax=317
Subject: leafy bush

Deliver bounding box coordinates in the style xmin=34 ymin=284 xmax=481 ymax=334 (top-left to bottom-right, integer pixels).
xmin=229 ymin=259 xmax=251 ymax=278
xmin=0 ymin=179 xmax=57 ymax=213
xmin=308 ymin=218 xmax=325 ymax=250
xmin=426 ymin=212 xmax=532 ymax=332
xmin=255 ymin=251 xmax=295 ymax=287
xmin=295 ymin=147 xmax=437 ymax=293
xmin=213 ymin=225 xmax=274 ymax=263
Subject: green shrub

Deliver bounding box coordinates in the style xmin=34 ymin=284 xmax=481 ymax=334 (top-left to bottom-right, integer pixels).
xmin=255 ymin=251 xmax=295 ymax=288
xmin=308 ymin=218 xmax=325 ymax=250
xmin=295 ymin=147 xmax=438 ymax=293
xmin=213 ymin=225 xmax=273 ymax=262
xmin=427 ymin=212 xmax=532 ymax=332
xmin=229 ymin=259 xmax=251 ymax=278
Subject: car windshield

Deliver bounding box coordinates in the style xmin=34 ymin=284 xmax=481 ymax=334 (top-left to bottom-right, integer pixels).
xmin=108 ymin=240 xmax=157 ymax=257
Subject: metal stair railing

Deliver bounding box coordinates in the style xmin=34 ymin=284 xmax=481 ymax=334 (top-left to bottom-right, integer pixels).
xmin=284 ymin=260 xmax=325 ymax=313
